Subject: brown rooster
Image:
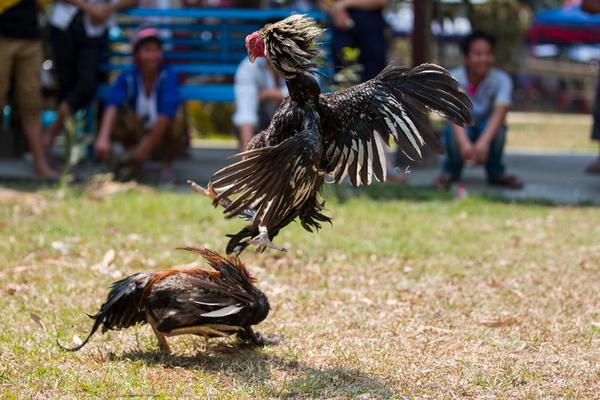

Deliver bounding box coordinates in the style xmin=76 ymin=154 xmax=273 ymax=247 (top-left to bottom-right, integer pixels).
xmin=192 ymin=15 xmax=472 ymax=254
xmin=58 ymin=247 xmax=278 ymax=354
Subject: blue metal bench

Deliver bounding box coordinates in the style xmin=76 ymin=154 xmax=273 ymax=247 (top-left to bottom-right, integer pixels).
xmin=0 ymin=8 xmax=331 ymax=160
xmin=98 ymin=7 xmax=330 ymax=105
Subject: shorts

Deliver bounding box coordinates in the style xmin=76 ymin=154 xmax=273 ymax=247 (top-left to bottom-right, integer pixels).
xmin=0 ymin=36 xmax=42 ymax=123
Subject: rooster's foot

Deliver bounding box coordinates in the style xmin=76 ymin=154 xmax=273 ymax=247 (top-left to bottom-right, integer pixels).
xmin=187 ymin=180 xmax=255 ymax=221
xmin=250 ymin=226 xmax=287 ymax=253
xmin=188 ymin=180 xmax=217 ymax=201
xmin=254 ymin=332 xmax=283 ymax=346
xmin=240 ymin=327 xmax=282 ymax=347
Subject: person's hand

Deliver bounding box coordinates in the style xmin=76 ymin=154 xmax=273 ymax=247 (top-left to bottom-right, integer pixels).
xmin=330 ymin=3 xmax=353 ymax=30
xmin=473 ymin=137 xmax=491 ymax=165
xmin=94 ymin=137 xmax=111 ymax=161
xmin=459 ymin=140 xmax=475 ymax=163
xmin=85 ymin=3 xmax=112 ymax=25
xmin=258 ymin=89 xmax=284 ymax=103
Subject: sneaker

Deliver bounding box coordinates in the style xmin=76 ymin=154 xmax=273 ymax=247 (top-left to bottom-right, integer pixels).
xmin=488 ymin=175 xmax=523 ymax=189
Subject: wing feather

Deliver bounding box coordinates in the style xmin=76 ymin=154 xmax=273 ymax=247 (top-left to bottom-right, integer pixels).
xmin=320 ymin=64 xmax=471 ymax=186
xmin=210 ymin=113 xmax=324 ymax=228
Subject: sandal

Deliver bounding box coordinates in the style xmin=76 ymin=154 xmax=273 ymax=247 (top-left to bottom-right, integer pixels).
xmin=584 ymin=159 xmax=600 ymax=174
xmin=159 ymin=168 xmax=177 ymax=184
xmin=488 ymin=175 xmax=523 ymax=189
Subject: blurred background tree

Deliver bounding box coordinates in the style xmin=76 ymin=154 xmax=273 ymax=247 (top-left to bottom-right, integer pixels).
xmin=187 ymin=102 xmax=235 ymax=140
xmin=461 ymin=0 xmax=532 ymax=71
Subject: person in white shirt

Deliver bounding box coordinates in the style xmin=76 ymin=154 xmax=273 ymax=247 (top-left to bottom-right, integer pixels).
xmin=232 ymin=57 xmax=288 ymax=151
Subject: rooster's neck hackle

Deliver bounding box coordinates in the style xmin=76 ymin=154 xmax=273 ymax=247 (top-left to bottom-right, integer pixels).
xmin=261 ymin=14 xmax=324 ymax=79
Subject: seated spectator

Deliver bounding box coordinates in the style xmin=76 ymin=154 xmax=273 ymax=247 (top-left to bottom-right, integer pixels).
xmin=45 ymin=0 xmax=139 ymax=149
xmin=0 ymin=0 xmax=57 ymax=180
xmin=233 ymin=57 xmax=287 ymax=151
xmin=94 ymin=27 xmax=186 ymax=182
xmin=434 ymin=31 xmax=522 ymax=190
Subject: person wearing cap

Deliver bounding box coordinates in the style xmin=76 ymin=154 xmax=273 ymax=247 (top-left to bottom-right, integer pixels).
xmin=93 ymin=27 xmax=184 ymax=182
xmin=45 ymin=0 xmax=139 ymax=149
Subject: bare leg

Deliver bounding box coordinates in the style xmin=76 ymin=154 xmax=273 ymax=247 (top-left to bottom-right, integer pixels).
xmin=249 ymin=226 xmax=287 ymax=253
xmin=146 ymin=311 xmax=171 ymax=354
xmin=238 ymin=124 xmax=253 ymax=152
xmin=23 ymin=120 xmax=57 ymax=179
xmin=12 ymin=40 xmax=57 ymax=180
xmin=45 ymin=102 xmax=71 ymax=149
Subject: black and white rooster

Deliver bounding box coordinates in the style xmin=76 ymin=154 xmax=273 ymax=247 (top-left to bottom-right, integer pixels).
xmin=193 ymin=15 xmax=472 ymax=254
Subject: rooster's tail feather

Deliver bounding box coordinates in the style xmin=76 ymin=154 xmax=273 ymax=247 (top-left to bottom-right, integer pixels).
xmin=57 ymin=272 xmax=152 ymax=351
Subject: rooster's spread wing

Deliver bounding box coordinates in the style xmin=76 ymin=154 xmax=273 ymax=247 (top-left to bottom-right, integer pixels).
xmin=320 ymin=64 xmax=472 ymax=186
xmin=210 ymin=113 xmax=323 ymax=227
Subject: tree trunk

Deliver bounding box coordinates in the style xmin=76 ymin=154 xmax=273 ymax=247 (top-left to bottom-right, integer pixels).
xmin=412 ymin=0 xmax=433 ymax=66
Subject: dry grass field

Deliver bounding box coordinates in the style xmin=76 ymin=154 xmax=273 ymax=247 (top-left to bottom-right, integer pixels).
xmin=0 ymin=184 xmax=598 ymax=399
xmin=199 ymin=112 xmax=598 ymax=154
xmin=506 ymin=112 xmax=596 ymax=153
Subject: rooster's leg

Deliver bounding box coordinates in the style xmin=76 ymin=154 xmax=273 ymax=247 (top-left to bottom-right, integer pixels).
xmin=249 ymin=226 xmax=287 ymax=253
xmin=241 ymin=326 xmax=282 ymax=346
xmin=165 ymin=325 xmax=233 ymax=338
xmin=187 ymin=180 xmax=255 ymax=220
xmin=146 ymin=311 xmax=171 ymax=354
xmin=188 ymin=180 xmax=226 ymax=206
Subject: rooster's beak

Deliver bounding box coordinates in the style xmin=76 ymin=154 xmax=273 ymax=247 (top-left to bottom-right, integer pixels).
xmin=248 ymin=52 xmax=257 ymax=63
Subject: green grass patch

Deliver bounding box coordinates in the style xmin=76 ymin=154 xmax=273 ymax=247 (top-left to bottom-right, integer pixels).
xmin=0 ymin=185 xmax=598 ymax=398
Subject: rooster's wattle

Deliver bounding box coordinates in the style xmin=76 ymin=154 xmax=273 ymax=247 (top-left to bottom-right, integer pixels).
xmin=200 ymin=15 xmax=472 ymax=254
xmin=58 ymin=247 xmax=277 ymax=354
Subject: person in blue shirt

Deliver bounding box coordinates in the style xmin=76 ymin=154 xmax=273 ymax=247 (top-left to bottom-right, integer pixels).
xmin=94 ymin=27 xmax=185 ymax=182
xmin=435 ymin=31 xmax=522 ymax=190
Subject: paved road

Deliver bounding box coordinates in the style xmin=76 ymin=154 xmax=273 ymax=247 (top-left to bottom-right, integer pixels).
xmin=405 ymin=151 xmax=600 ymax=205
xmin=1 ymin=148 xmax=599 ymax=205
